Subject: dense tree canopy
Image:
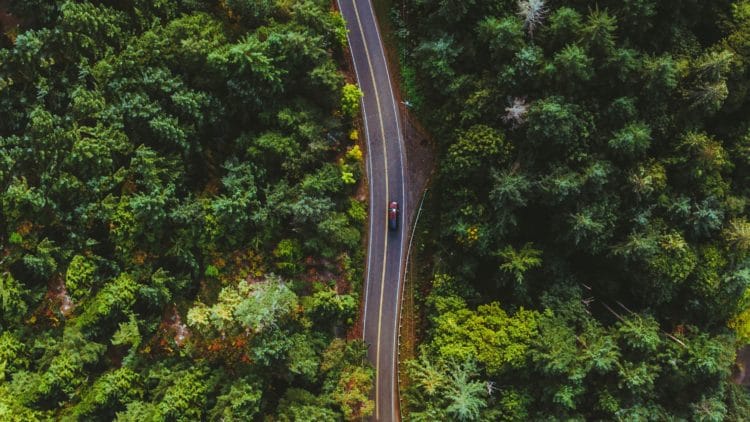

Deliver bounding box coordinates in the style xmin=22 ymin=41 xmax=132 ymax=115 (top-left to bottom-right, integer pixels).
xmin=0 ymin=0 xmax=372 ymax=419
xmin=396 ymin=0 xmax=750 ymax=419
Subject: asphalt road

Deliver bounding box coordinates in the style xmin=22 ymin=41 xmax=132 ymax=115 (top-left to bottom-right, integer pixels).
xmin=337 ymin=1 xmax=407 ymax=420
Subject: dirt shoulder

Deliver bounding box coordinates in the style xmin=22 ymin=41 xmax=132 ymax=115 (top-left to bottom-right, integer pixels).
xmin=371 ymin=0 xmax=435 ymax=223
xmin=370 ymin=1 xmax=437 ymax=418
xmin=400 ymin=107 xmax=434 ymax=223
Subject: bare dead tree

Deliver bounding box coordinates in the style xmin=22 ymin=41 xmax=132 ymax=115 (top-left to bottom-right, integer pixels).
xmin=486 ymin=380 xmax=498 ymax=396
xmin=518 ymin=0 xmax=548 ymax=37
xmin=503 ymin=97 xmax=529 ymax=128
xmin=580 ymin=283 xmax=688 ymax=348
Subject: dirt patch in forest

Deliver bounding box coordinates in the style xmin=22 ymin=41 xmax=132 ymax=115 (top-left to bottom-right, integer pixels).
xmin=399 ymin=107 xmax=435 ymax=223
xmin=732 ymin=345 xmax=750 ymax=385
xmin=0 ymin=1 xmax=21 ymax=31
xmin=375 ymin=27 xmax=436 ymax=222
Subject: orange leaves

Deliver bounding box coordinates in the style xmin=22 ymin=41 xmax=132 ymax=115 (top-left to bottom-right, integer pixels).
xmin=17 ymin=220 xmax=33 ymax=236
xmin=208 ymin=339 xmax=224 ymax=352
xmin=196 ymin=334 xmax=252 ymax=367
xmin=132 ymin=250 xmax=148 ymax=265
xmin=233 ymin=337 xmax=247 ymax=348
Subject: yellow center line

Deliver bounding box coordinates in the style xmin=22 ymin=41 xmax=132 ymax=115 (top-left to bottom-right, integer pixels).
xmin=350 ymin=1 xmax=390 ymax=419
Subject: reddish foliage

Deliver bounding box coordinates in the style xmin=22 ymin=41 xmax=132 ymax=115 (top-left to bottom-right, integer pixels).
xmin=195 ymin=333 xmax=254 ymax=369
xmin=346 ymin=313 xmax=363 ymax=341
xmin=208 ymin=340 xmax=223 ymax=352
xmin=29 ymin=275 xmax=75 ymax=326
xmin=147 ymin=306 xmax=191 ymax=355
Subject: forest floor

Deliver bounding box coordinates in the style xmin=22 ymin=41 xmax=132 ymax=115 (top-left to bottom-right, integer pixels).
xmin=733 ymin=345 xmax=750 ymax=385
xmin=0 ymin=1 xmax=18 ymax=27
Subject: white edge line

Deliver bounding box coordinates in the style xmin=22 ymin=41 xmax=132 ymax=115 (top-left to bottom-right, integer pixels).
xmin=362 ymin=1 xmax=409 ymax=419
xmin=337 ymin=0 xmax=375 ymax=343
xmin=350 ymin=2 xmax=394 ymax=419
xmin=341 ymin=1 xmax=409 ymax=419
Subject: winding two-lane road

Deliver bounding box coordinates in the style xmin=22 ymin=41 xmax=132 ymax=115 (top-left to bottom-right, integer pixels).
xmin=337 ymin=1 xmax=407 ymax=420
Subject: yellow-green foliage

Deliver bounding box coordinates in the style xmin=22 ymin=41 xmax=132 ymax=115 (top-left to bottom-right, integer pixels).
xmin=347 ymin=199 xmax=367 ymax=225
xmin=0 ymin=272 xmax=28 ymax=322
xmin=65 ymin=255 xmax=97 ymax=300
xmin=0 ymin=0 xmax=368 ymax=419
xmin=339 ymin=146 xmax=363 ymax=185
xmin=345 ymin=145 xmax=363 ymax=163
xmin=331 ymin=11 xmax=349 ymax=48
xmin=273 ymin=239 xmax=304 ymax=275
xmin=730 ymin=288 xmax=750 ymax=344
xmin=430 ymin=300 xmax=541 ymax=375
xmin=187 ymin=276 xmax=298 ymax=335
xmin=340 ymin=166 xmax=356 ymax=184
xmin=339 ymin=159 xmax=357 ymax=185
xmin=0 ymin=385 xmax=48 ymax=421
xmin=332 ymin=365 xmax=375 ymax=420
xmin=730 ymin=306 xmax=750 ymax=344
xmin=75 ymin=273 xmax=138 ymax=331
xmin=341 ymin=83 xmax=363 ymax=119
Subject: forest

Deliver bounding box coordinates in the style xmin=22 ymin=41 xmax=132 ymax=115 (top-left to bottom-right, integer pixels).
xmin=0 ymin=0 xmax=373 ymax=420
xmin=394 ymin=0 xmax=750 ymax=420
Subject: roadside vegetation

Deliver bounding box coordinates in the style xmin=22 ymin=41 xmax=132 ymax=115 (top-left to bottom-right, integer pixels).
xmin=395 ymin=0 xmax=750 ymax=419
xmin=0 ymin=0 xmax=372 ymax=420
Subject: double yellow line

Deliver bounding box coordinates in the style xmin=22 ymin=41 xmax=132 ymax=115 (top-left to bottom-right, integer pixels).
xmin=350 ymin=1 xmax=390 ymax=419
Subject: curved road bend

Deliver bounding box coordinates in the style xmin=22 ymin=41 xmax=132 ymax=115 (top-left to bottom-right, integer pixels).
xmin=337 ymin=1 xmax=408 ymax=421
